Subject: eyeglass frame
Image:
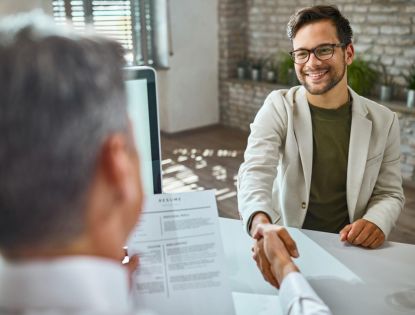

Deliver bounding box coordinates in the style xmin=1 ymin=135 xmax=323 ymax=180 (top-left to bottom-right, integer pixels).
xmin=289 ymin=43 xmax=347 ymax=64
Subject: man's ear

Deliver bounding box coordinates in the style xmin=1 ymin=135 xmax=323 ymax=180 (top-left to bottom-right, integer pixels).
xmin=100 ymin=132 xmax=143 ymax=221
xmin=345 ymin=43 xmax=354 ymax=66
xmin=82 ymin=132 xmax=143 ymax=260
xmin=100 ymin=133 xmax=135 ymax=203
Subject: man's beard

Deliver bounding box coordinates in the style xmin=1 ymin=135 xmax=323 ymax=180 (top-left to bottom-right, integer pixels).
xmin=298 ymin=62 xmax=347 ymax=95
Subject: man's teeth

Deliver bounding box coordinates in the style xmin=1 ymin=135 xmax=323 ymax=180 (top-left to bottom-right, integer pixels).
xmin=307 ymin=71 xmax=327 ymax=78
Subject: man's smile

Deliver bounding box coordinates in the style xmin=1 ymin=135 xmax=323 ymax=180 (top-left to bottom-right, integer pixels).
xmin=304 ymin=69 xmax=329 ymax=81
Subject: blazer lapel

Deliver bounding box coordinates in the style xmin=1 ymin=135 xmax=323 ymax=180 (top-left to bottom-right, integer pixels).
xmin=347 ymin=88 xmax=372 ymax=219
xmin=293 ymin=87 xmax=313 ymax=197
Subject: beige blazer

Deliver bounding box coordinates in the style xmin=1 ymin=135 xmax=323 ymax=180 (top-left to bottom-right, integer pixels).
xmin=238 ymin=86 xmax=404 ymax=237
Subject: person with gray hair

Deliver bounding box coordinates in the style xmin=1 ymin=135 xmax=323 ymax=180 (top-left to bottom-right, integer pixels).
xmin=0 ymin=11 xmax=145 ymax=314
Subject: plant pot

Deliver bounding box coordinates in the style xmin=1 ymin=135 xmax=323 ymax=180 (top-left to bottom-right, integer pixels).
xmin=237 ymin=67 xmax=245 ymax=80
xmin=380 ymin=85 xmax=392 ymax=102
xmin=407 ymin=89 xmax=415 ymax=108
xmin=251 ymin=68 xmax=260 ymax=81
xmin=266 ymin=70 xmax=276 ymax=83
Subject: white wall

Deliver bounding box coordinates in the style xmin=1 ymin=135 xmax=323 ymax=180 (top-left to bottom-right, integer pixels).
xmin=157 ymin=0 xmax=219 ymax=133
xmin=0 ymin=0 xmax=52 ymax=15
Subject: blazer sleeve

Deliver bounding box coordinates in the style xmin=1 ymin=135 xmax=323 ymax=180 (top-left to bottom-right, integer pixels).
xmin=237 ymin=91 xmax=288 ymax=233
xmin=363 ymin=112 xmax=405 ymax=237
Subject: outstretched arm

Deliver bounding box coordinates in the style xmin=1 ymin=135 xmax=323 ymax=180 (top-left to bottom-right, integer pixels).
xmin=253 ymin=224 xmax=332 ymax=315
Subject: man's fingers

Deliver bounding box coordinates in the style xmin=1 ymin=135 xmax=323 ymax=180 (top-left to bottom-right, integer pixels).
xmin=125 ymin=255 xmax=139 ymax=274
xmin=369 ymin=234 xmax=385 ymax=249
xmin=249 ymin=212 xmax=272 ymax=237
xmin=343 ymin=220 xmax=386 ymax=248
xmin=253 ymin=238 xmax=280 ymax=288
xmin=369 ymin=237 xmax=381 ymax=249
xmin=352 ymin=223 xmax=375 ymax=245
xmin=259 ymin=259 xmax=279 ymax=288
xmin=339 ymin=224 xmax=352 ymax=241
xmin=252 ymin=224 xmax=265 ymax=240
xmin=346 ymin=221 xmax=365 ymax=243
xmin=124 ymin=255 xmax=139 ymax=289
xmin=252 ymin=240 xmax=259 ymax=260
xmin=253 ymin=224 xmax=299 ymax=258
xmin=278 ymin=228 xmax=299 ymax=258
xmin=361 ymin=230 xmax=379 ymax=247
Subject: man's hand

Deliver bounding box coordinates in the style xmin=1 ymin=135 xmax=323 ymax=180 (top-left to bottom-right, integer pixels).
xmin=339 ymin=219 xmax=385 ymax=249
xmin=123 ymin=254 xmax=139 ymax=275
xmin=122 ymin=249 xmax=139 ymax=289
xmin=249 ymin=212 xmax=276 ymax=286
xmin=252 ymin=224 xmax=299 ymax=288
xmin=249 ymin=212 xmax=271 ymax=236
xmin=252 ymin=237 xmax=280 ymax=287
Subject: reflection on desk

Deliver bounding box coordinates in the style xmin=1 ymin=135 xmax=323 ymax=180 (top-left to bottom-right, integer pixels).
xmin=220 ymin=218 xmax=415 ymax=315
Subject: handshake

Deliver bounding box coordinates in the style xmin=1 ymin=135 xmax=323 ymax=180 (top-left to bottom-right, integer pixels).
xmin=251 ymin=223 xmax=300 ymax=288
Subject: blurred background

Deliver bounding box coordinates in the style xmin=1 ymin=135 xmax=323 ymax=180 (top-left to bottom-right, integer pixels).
xmin=1 ymin=0 xmax=414 ymax=244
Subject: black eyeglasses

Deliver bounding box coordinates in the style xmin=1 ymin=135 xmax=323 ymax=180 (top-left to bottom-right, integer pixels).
xmin=289 ymin=43 xmax=346 ymax=64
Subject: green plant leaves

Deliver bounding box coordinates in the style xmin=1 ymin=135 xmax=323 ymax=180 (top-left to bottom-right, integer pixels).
xmin=347 ymin=58 xmax=378 ymax=96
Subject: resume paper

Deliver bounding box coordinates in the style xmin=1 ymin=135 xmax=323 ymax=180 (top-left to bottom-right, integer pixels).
xmin=127 ymin=190 xmax=235 ymax=315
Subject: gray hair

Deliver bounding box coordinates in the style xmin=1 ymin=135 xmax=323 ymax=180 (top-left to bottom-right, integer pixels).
xmin=0 ymin=11 xmax=129 ymax=250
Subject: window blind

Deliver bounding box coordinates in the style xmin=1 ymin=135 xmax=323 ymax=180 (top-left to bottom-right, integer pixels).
xmin=52 ymin=0 xmax=155 ymax=65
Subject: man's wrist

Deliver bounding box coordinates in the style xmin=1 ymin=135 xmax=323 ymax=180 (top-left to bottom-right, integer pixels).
xmin=249 ymin=211 xmax=271 ymax=236
xmin=271 ymin=261 xmax=299 ymax=284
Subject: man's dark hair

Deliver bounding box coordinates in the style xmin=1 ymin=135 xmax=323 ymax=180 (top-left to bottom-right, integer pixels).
xmin=287 ymin=5 xmax=353 ymax=45
xmin=0 ymin=12 xmax=129 ymax=250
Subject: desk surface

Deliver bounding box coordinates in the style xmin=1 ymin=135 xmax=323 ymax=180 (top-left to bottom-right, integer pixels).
xmin=219 ymin=218 xmax=415 ymax=315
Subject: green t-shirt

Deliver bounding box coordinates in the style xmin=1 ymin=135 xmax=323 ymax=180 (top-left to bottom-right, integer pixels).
xmin=302 ymin=100 xmax=352 ymax=233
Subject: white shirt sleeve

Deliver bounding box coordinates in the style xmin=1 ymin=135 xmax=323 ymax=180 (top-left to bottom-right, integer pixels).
xmin=279 ymin=272 xmax=332 ymax=315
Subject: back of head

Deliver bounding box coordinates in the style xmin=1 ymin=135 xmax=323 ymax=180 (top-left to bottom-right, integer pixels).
xmin=0 ymin=11 xmax=128 ymax=251
xmin=287 ymin=5 xmax=353 ymax=45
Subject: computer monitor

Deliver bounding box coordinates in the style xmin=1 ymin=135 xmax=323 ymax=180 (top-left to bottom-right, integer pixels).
xmin=124 ymin=66 xmax=162 ymax=194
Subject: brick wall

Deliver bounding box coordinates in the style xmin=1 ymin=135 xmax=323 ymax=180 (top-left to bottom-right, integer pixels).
xmin=246 ymin=0 xmax=415 ymax=90
xmin=221 ymin=80 xmax=277 ymax=131
xmin=218 ymin=0 xmax=248 ymax=125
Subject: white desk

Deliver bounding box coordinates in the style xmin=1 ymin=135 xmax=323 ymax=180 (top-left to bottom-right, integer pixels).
xmin=219 ymin=218 xmax=415 ymax=315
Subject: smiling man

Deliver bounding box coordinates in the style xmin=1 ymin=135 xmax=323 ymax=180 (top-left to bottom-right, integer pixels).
xmin=238 ymin=5 xmax=404 ymax=289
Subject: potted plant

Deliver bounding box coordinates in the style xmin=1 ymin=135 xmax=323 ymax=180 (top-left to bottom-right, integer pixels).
xmin=347 ymin=57 xmax=377 ymax=96
xmin=263 ymin=60 xmax=277 ymax=83
xmin=404 ymin=65 xmax=415 ymax=108
xmin=278 ymin=52 xmax=297 ymax=86
xmin=251 ymin=59 xmax=264 ymax=81
xmin=236 ymin=58 xmax=250 ymax=80
xmin=378 ymin=63 xmax=393 ymax=102
xmin=262 ymin=53 xmax=279 ymax=83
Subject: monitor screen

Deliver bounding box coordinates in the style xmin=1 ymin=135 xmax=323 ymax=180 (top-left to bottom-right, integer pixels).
xmin=124 ymin=67 xmax=162 ymax=195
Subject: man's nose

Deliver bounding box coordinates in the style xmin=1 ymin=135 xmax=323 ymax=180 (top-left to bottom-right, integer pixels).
xmin=306 ymin=52 xmax=323 ymax=66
